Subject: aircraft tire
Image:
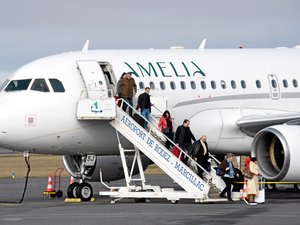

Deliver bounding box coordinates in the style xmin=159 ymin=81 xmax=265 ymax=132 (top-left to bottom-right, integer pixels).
xmin=76 ymin=182 xmax=93 ymax=201
xmin=67 ymin=182 xmax=79 ymax=198
xmin=294 ymin=184 xmax=300 ymax=192
xmin=265 ymin=183 xmax=277 ymax=192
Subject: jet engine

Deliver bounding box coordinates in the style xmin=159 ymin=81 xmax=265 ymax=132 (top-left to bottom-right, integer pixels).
xmin=63 ymin=154 xmax=151 ymax=182
xmin=251 ymin=124 xmax=300 ymax=181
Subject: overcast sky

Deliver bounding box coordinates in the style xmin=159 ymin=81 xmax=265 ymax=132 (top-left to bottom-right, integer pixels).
xmin=0 ymin=0 xmax=300 ymax=77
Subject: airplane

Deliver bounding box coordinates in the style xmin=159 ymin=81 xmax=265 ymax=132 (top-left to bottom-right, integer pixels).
xmin=1 ymin=41 xmax=300 ymax=200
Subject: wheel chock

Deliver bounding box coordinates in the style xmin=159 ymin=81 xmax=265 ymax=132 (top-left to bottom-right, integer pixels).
xmin=64 ymin=198 xmax=82 ymax=203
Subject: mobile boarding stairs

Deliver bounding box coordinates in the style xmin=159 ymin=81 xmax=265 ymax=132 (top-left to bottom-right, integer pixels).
xmin=77 ymin=94 xmax=227 ymax=203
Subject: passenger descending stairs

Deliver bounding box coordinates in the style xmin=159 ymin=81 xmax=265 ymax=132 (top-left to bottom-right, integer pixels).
xmin=77 ymin=97 xmax=226 ymax=203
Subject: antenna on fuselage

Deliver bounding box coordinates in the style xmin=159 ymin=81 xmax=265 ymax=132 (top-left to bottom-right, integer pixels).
xmin=198 ymin=38 xmax=206 ymax=50
xmin=82 ymin=40 xmax=89 ymax=53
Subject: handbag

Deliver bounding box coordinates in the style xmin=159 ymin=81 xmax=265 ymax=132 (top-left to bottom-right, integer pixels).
xmin=243 ymin=167 xmax=254 ymax=179
xmin=162 ymin=127 xmax=170 ymax=134
xmin=187 ymin=158 xmax=198 ymax=173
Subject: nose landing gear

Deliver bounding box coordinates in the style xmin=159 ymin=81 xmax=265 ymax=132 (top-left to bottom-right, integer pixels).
xmin=67 ymin=182 xmax=93 ymax=201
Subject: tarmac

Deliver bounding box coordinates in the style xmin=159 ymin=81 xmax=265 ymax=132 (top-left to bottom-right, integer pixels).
xmin=0 ymin=174 xmax=300 ymax=225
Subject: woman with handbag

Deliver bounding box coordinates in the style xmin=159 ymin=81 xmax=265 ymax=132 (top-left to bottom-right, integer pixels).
xmin=246 ymin=157 xmax=260 ymax=204
xmin=158 ymin=110 xmax=173 ymax=149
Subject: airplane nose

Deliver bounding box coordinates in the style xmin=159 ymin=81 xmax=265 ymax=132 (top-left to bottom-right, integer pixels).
xmin=0 ymin=104 xmax=9 ymax=141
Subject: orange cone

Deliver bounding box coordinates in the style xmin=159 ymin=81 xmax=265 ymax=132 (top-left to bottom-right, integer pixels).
xmin=46 ymin=174 xmax=53 ymax=192
xmin=69 ymin=176 xmax=75 ymax=184
xmin=242 ymin=179 xmax=248 ymax=204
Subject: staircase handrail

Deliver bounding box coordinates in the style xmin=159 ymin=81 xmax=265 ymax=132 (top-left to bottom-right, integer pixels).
xmin=116 ymin=98 xmax=212 ymax=179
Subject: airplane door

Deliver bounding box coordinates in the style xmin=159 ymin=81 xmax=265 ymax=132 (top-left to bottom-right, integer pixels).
xmin=76 ymin=60 xmax=109 ymax=99
xmin=268 ymin=74 xmax=280 ymax=100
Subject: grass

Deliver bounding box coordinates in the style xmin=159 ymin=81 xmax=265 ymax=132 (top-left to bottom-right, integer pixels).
xmin=0 ymin=154 xmax=164 ymax=178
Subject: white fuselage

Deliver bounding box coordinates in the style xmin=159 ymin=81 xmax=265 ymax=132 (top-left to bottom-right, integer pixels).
xmin=0 ymin=48 xmax=300 ymax=155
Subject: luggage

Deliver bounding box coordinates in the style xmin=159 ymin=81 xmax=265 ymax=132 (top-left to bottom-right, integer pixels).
xmin=171 ymin=145 xmax=183 ymax=161
xmin=133 ymin=113 xmax=145 ymax=127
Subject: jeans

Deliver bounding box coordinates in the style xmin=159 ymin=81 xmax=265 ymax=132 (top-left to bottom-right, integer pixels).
xmin=220 ymin=177 xmax=234 ymax=200
xmin=122 ymin=97 xmax=133 ymax=116
xmin=141 ymin=108 xmax=150 ymax=129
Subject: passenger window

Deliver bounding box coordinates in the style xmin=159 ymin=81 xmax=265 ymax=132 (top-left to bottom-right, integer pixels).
xmin=256 ymin=80 xmax=261 ymax=89
xmin=241 ymin=80 xmax=247 ymax=89
xmin=160 ymin=81 xmax=166 ymax=90
xmin=180 ymin=81 xmax=186 ymax=90
xmin=149 ymin=81 xmax=155 ymax=89
xmin=293 ymin=79 xmax=298 ymax=88
xmin=201 ymin=81 xmax=206 ymax=89
xmin=49 ymin=79 xmax=65 ymax=92
xmin=190 ymin=81 xmax=196 ymax=90
xmin=170 ymin=81 xmax=176 ymax=90
xmin=230 ymin=80 xmax=236 ymax=89
xmin=5 ymin=79 xmax=32 ymax=92
xmin=139 ymin=82 xmax=144 ymax=90
xmin=220 ymin=80 xmax=226 ymax=89
xmin=271 ymin=80 xmax=277 ymax=88
xmin=282 ymin=79 xmax=288 ymax=88
xmin=211 ymin=81 xmax=216 ymax=89
xmin=31 ymin=79 xmax=50 ymax=92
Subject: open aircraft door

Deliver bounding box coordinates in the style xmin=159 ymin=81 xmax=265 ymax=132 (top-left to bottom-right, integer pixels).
xmin=77 ymin=60 xmax=109 ymax=99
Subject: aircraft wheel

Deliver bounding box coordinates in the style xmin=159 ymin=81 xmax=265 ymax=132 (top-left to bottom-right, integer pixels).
xmin=67 ymin=182 xmax=79 ymax=198
xmin=56 ymin=190 xmax=63 ymax=198
xmin=76 ymin=182 xmax=93 ymax=201
xmin=294 ymin=184 xmax=300 ymax=192
xmin=134 ymin=198 xmax=146 ymax=203
xmin=265 ymin=183 xmax=277 ymax=192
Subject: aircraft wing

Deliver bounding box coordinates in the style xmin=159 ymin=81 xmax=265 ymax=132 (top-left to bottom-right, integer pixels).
xmin=236 ymin=112 xmax=300 ymax=137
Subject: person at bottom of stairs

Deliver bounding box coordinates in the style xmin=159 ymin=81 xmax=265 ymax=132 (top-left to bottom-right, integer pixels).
xmin=219 ymin=153 xmax=238 ymax=202
xmin=246 ymin=157 xmax=260 ymax=205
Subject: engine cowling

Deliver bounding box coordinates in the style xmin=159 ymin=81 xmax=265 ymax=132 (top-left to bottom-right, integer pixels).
xmin=251 ymin=124 xmax=300 ymax=181
xmin=63 ymin=155 xmax=151 ymax=182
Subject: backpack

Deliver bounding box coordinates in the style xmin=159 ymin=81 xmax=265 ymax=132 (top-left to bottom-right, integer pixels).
xmin=216 ymin=162 xmax=225 ymax=176
xmin=216 ymin=166 xmax=224 ymax=176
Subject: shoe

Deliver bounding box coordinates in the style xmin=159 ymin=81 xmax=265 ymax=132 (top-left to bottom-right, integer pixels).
xmin=228 ymin=198 xmax=233 ymax=201
xmin=243 ymin=199 xmax=249 ymax=205
xmin=249 ymin=202 xmax=257 ymax=206
xmin=219 ymin=193 xmax=226 ymax=198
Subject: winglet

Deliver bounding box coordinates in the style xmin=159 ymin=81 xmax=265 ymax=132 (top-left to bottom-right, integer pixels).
xmin=198 ymin=38 xmax=206 ymax=50
xmin=82 ymin=40 xmax=89 ymax=53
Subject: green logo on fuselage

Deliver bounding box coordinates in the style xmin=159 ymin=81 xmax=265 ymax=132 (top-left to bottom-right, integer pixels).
xmin=124 ymin=61 xmax=205 ymax=78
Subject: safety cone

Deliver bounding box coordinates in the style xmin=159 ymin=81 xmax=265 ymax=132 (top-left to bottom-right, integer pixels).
xmin=242 ymin=179 xmax=249 ymax=204
xmin=69 ymin=176 xmax=75 ymax=184
xmin=46 ymin=174 xmax=53 ymax=192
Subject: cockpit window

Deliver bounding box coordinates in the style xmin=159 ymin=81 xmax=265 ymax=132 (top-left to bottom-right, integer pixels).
xmin=31 ymin=79 xmax=50 ymax=92
xmin=5 ymin=79 xmax=32 ymax=92
xmin=49 ymin=79 xmax=65 ymax=92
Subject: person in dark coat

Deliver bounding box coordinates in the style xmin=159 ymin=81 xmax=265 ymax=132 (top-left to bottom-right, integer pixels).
xmin=175 ymin=119 xmax=196 ymax=162
xmin=120 ymin=72 xmax=137 ymax=116
xmin=192 ymin=135 xmax=209 ymax=179
xmin=137 ymin=87 xmax=152 ymax=129
xmin=115 ymin=72 xmax=127 ymax=107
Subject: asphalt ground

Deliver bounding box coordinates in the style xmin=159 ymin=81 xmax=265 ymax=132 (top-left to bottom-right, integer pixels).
xmin=0 ymin=175 xmax=300 ymax=225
